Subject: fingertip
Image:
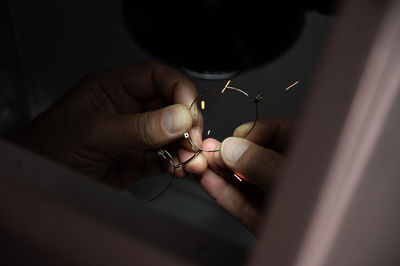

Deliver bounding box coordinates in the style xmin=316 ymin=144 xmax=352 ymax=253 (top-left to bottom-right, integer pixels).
xmin=173 ymin=78 xmax=198 ymax=108
xmin=184 ymin=154 xmax=207 ymax=175
xmin=178 ymin=104 xmax=194 ymax=133
xmin=174 ymin=167 xmax=186 ymax=178
xmin=220 ymin=137 xmax=250 ymax=168
xmin=203 ymin=138 xmax=220 ymax=150
xmin=200 ymin=138 xmax=226 ymax=170
xmin=178 ymin=149 xmax=207 ymax=175
xmin=187 ymin=126 xmax=203 ymax=150
xmin=233 ymin=122 xmax=254 ymax=137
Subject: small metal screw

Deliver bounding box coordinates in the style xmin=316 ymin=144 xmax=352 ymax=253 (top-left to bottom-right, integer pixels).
xmin=253 ymin=93 xmax=263 ymax=104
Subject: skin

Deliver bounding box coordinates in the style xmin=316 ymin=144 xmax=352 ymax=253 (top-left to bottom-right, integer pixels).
xmin=195 ymin=119 xmax=294 ymax=235
xmin=13 ymin=62 xmax=207 ymax=188
xmin=13 ymin=61 xmax=294 ymax=235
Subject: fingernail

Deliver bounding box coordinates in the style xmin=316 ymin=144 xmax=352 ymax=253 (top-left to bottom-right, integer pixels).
xmin=221 ymin=137 xmax=249 ymax=164
xmin=162 ymin=105 xmax=187 ymax=134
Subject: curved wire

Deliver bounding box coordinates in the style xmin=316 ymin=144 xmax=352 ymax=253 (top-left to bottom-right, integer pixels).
xmin=145 ymin=168 xmax=176 ymax=204
xmin=189 ymin=86 xmax=261 ymax=152
xmin=146 ymin=83 xmax=262 ymax=203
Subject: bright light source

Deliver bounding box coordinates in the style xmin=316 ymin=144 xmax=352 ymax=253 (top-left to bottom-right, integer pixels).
xmin=201 ymin=100 xmax=206 ymax=110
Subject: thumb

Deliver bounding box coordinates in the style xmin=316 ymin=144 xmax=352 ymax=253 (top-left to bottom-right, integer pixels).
xmin=101 ymin=104 xmax=193 ymax=153
xmin=216 ymin=137 xmax=284 ymax=191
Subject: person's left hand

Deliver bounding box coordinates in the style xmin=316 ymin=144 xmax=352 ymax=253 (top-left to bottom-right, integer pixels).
xmin=14 ymin=62 xmax=207 ymax=188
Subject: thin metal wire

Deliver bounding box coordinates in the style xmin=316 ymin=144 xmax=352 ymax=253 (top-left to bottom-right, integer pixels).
xmin=226 ymin=86 xmax=249 ymax=97
xmin=146 ymin=80 xmax=299 ymax=203
xmin=146 ymin=82 xmax=262 ymax=203
xmin=145 ymin=136 xmax=202 ymax=204
xmin=188 ymin=85 xmax=262 ymax=152
xmin=145 ymin=168 xmax=176 ymax=204
xmin=285 ymin=80 xmax=299 ymax=91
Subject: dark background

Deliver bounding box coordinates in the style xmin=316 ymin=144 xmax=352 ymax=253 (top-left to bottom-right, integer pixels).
xmin=0 ymin=0 xmax=332 ymax=248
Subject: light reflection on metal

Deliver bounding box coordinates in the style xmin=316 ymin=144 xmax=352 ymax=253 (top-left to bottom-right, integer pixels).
xmin=285 ymin=81 xmax=299 ymax=91
xmin=234 ymin=173 xmax=243 ymax=182
xmin=221 ymin=80 xmax=231 ymax=94
xmin=152 ymin=80 xmax=262 ymax=202
xmin=201 ymin=100 xmax=205 ymax=110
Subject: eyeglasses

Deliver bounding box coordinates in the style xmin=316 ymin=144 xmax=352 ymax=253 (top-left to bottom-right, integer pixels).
xmin=147 ymin=80 xmax=262 ymax=203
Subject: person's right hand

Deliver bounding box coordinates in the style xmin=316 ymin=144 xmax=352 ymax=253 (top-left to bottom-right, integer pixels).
xmin=196 ymin=118 xmax=294 ymax=235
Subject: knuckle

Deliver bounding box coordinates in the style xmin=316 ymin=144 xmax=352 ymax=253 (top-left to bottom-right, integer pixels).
xmin=263 ymin=149 xmax=282 ymax=172
xmin=130 ymin=112 xmax=159 ymax=147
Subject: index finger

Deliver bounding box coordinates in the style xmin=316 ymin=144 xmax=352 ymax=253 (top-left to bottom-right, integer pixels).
xmin=114 ymin=61 xmax=198 ymax=107
xmin=233 ymin=118 xmax=295 ymax=153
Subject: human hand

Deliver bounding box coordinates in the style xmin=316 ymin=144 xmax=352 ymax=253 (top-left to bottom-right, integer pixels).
xmin=14 ymin=62 xmax=206 ymax=188
xmin=196 ymin=118 xmax=294 ymax=234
